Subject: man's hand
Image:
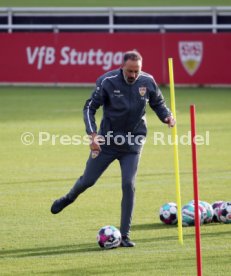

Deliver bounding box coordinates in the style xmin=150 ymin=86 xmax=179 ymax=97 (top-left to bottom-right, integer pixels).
xmin=89 ymin=133 xmax=101 ymax=152
xmin=89 ymin=133 xmax=105 ymax=154
xmin=164 ymin=116 xmax=176 ymax=128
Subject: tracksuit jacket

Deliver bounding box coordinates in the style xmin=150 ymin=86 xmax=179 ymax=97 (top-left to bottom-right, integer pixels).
xmin=83 ymin=68 xmax=171 ymax=152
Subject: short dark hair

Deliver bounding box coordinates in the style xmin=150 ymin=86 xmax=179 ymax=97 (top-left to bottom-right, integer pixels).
xmin=123 ymin=50 xmax=143 ymax=63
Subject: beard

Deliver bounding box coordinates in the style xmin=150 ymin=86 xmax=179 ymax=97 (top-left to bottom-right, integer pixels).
xmin=127 ymin=77 xmax=135 ymax=83
xmin=123 ymin=71 xmax=138 ymax=85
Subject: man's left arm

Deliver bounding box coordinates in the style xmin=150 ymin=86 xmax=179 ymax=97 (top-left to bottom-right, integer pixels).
xmin=149 ymin=82 xmax=176 ymax=128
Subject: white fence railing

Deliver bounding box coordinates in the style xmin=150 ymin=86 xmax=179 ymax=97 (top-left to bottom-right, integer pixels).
xmin=1 ymin=6 xmax=231 ymax=33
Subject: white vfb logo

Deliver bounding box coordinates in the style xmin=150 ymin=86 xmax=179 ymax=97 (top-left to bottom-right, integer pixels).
xmin=179 ymin=41 xmax=203 ymax=76
xmin=26 ymin=47 xmax=55 ymax=70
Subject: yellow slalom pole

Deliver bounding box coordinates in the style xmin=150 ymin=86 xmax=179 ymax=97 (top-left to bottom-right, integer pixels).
xmin=168 ymin=58 xmax=183 ymax=245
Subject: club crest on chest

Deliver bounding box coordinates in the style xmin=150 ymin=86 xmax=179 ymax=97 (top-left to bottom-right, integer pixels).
xmin=139 ymin=87 xmax=147 ymax=97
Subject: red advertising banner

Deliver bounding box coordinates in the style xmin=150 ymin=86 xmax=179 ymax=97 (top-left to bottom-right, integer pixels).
xmin=0 ymin=33 xmax=230 ymax=85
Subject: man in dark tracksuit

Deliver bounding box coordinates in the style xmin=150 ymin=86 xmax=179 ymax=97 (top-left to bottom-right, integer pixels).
xmin=51 ymin=50 xmax=175 ymax=247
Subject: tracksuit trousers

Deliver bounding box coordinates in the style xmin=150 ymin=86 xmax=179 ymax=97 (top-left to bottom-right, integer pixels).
xmin=67 ymin=145 xmax=141 ymax=237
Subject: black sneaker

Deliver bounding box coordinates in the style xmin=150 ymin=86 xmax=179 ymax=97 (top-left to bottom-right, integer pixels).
xmin=50 ymin=196 xmax=73 ymax=214
xmin=120 ymin=236 xmax=136 ymax=247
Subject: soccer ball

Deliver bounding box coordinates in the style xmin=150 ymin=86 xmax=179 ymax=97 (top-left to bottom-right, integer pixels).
xmin=192 ymin=200 xmax=214 ymax=223
xmin=218 ymin=201 xmax=231 ymax=224
xmin=200 ymin=201 xmax=214 ymax=223
xmin=182 ymin=203 xmax=204 ymax=226
xmin=159 ymin=202 xmax=177 ymax=225
xmin=188 ymin=200 xmax=209 ymax=223
xmin=211 ymin=201 xmax=224 ymax=222
xmin=97 ymin=225 xmax=121 ymax=249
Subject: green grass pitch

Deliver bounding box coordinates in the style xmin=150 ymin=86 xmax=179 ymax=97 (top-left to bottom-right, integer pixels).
xmin=0 ymin=86 xmax=230 ymax=275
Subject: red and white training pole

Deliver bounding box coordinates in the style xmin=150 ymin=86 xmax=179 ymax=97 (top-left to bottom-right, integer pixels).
xmin=190 ymin=105 xmax=202 ymax=276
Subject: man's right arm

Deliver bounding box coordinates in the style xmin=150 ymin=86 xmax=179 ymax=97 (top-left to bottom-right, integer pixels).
xmin=83 ymin=80 xmax=104 ymax=135
xmin=83 ymin=79 xmax=105 ymax=153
